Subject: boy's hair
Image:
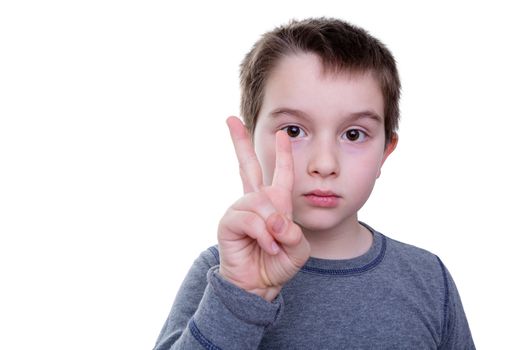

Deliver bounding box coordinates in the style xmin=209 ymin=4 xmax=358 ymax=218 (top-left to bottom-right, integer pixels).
xmin=240 ymin=17 xmax=401 ymax=144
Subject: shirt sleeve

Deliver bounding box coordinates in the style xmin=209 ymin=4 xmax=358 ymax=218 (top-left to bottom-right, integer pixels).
xmin=436 ymin=257 xmax=476 ymax=349
xmin=153 ymin=247 xmax=284 ymax=350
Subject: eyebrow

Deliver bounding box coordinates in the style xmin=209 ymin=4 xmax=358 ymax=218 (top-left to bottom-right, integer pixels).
xmin=269 ymin=108 xmax=383 ymax=123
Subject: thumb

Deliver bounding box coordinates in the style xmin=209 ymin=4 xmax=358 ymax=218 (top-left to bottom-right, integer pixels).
xmin=266 ymin=213 xmax=310 ymax=265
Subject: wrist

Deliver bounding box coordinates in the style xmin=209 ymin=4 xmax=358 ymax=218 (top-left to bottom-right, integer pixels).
xmin=247 ymin=286 xmax=282 ymax=302
xmin=218 ymin=268 xmax=282 ymax=302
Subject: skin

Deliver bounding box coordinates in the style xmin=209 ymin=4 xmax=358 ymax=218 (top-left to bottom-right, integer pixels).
xmin=218 ymin=53 xmax=397 ymax=302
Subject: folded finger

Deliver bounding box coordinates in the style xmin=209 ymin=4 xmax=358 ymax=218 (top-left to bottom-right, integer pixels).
xmin=222 ymin=209 xmax=280 ymax=255
xmin=266 ymin=213 xmax=310 ymax=266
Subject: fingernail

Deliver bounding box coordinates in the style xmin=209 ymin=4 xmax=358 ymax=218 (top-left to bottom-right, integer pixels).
xmin=271 ymin=242 xmax=280 ymax=254
xmin=272 ymin=215 xmax=285 ymax=234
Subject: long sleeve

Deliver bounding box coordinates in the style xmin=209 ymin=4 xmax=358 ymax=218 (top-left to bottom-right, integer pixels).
xmin=436 ymin=257 xmax=476 ymax=349
xmin=153 ymin=247 xmax=283 ymax=350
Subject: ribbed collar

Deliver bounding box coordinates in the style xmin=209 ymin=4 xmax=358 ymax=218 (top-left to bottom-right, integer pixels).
xmin=300 ymin=222 xmax=386 ymax=276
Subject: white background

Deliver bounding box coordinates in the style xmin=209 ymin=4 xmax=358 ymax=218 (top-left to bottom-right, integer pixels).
xmin=1 ymin=1 xmax=523 ymax=348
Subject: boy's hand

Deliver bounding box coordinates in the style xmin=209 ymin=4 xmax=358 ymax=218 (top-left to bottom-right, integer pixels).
xmin=217 ymin=116 xmax=310 ymax=302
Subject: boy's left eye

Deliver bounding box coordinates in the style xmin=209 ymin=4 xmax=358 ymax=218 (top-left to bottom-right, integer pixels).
xmin=343 ymin=129 xmax=367 ymax=142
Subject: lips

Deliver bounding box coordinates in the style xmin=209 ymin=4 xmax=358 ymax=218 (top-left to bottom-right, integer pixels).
xmin=303 ymin=190 xmax=341 ymax=208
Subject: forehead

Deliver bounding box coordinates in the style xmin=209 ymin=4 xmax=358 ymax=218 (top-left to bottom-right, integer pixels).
xmin=260 ymin=53 xmax=384 ymax=124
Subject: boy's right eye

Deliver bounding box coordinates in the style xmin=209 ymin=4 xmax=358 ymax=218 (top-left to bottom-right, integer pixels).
xmin=281 ymin=125 xmax=305 ymax=138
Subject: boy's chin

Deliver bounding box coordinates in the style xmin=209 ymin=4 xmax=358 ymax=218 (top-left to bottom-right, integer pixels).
xmin=293 ymin=211 xmax=358 ymax=234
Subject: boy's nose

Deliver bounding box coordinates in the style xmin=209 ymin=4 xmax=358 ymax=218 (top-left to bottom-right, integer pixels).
xmin=306 ymin=140 xmax=339 ymax=178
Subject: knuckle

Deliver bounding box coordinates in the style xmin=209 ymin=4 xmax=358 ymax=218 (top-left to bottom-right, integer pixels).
xmin=253 ymin=191 xmax=271 ymax=207
xmin=217 ymin=208 xmax=235 ymax=231
xmin=241 ymin=211 xmax=260 ymax=228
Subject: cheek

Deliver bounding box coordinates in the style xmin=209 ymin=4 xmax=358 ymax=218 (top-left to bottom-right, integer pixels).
xmin=341 ymin=148 xmax=384 ymax=183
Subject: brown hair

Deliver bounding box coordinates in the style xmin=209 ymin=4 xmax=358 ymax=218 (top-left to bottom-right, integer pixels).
xmin=239 ymin=17 xmax=401 ymax=144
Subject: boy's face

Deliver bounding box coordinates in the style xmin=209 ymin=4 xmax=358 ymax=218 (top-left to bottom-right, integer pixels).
xmin=253 ymin=53 xmax=397 ymax=234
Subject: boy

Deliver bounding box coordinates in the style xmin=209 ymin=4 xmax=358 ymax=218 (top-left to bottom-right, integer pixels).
xmin=154 ymin=18 xmax=475 ymax=349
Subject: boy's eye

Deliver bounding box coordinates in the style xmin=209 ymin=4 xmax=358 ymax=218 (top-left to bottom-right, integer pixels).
xmin=281 ymin=125 xmax=305 ymax=138
xmin=344 ymin=129 xmax=366 ymax=142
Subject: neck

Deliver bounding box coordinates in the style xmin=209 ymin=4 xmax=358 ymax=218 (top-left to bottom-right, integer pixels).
xmin=302 ymin=217 xmax=373 ymax=260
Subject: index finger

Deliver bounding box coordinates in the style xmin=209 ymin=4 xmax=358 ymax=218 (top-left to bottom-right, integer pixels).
xmin=226 ymin=116 xmax=263 ymax=193
xmin=272 ymin=130 xmax=294 ymax=192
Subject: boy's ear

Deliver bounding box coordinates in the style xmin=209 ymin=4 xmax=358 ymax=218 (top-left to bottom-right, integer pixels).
xmin=376 ymin=133 xmax=398 ymax=179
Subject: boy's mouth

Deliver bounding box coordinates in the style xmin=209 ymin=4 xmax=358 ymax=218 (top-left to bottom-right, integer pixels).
xmin=303 ymin=190 xmax=341 ymax=208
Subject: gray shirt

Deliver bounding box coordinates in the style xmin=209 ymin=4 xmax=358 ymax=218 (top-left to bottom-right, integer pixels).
xmin=154 ymin=223 xmax=475 ymax=349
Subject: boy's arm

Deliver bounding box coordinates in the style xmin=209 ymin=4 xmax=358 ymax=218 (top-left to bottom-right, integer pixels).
xmin=437 ymin=258 xmax=476 ymax=349
xmin=218 ymin=117 xmax=310 ymax=302
xmin=154 ymin=117 xmax=309 ymax=349
xmin=153 ymin=247 xmax=284 ymax=350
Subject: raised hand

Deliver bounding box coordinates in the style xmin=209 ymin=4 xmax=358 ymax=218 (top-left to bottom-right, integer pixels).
xmin=217 ymin=116 xmax=311 ymax=302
